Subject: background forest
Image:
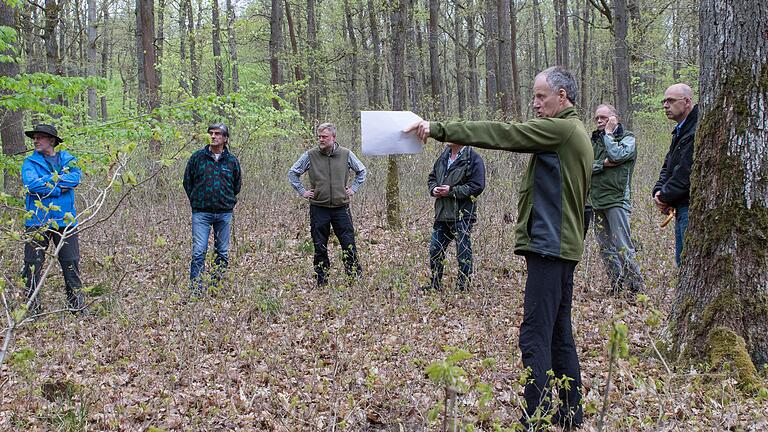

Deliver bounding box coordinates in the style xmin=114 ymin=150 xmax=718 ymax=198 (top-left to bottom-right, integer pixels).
xmin=1 ymin=0 xmax=767 ymax=430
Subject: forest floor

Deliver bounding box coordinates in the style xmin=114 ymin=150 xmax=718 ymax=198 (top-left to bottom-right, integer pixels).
xmin=1 ymin=133 xmax=767 ymax=431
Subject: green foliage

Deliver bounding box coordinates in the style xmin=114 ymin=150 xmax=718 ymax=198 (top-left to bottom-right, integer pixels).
xmin=425 ymin=346 xmax=473 ymax=392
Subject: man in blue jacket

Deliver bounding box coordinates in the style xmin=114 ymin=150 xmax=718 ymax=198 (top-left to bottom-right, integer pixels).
xmin=21 ymin=124 xmax=84 ymax=315
xmin=183 ymin=123 xmax=242 ymax=296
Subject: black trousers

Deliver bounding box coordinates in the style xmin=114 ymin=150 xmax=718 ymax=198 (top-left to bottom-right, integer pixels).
xmin=519 ymin=253 xmax=583 ymax=429
xmin=310 ymin=205 xmax=361 ymax=285
xmin=22 ymin=227 xmax=84 ymax=311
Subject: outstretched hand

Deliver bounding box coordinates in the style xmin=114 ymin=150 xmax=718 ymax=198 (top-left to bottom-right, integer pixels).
xmin=403 ymin=120 xmax=431 ymax=143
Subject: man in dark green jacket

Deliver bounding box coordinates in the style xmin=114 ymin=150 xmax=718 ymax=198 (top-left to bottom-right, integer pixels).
xmin=590 ymin=104 xmax=644 ymax=294
xmin=183 ymin=123 xmax=242 ymax=296
xmin=407 ymin=66 xmax=590 ymax=430
xmin=425 ymin=142 xmax=485 ymax=291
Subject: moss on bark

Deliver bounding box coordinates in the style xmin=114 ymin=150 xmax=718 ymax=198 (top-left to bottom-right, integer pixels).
xmin=708 ymin=327 xmax=760 ymax=391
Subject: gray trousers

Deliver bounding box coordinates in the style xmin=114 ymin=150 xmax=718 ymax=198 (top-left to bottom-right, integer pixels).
xmin=594 ymin=207 xmax=644 ymax=292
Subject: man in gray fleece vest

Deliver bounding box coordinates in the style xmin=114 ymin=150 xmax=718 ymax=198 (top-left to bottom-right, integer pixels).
xmin=288 ymin=123 xmax=367 ymax=286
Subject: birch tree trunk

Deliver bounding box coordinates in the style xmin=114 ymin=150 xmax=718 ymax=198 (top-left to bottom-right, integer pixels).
xmin=670 ymin=0 xmax=768 ymax=389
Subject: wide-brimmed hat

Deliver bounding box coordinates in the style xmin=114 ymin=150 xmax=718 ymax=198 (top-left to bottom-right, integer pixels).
xmin=25 ymin=124 xmax=63 ymax=145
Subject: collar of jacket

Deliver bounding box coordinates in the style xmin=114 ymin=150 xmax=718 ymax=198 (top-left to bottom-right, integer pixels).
xmin=29 ymin=149 xmax=75 ymax=168
xmin=441 ymin=146 xmax=469 ymax=164
xmin=554 ymin=106 xmax=579 ymax=119
xmin=591 ymin=123 xmax=625 ymax=141
xmin=204 ymin=145 xmax=230 ymax=158
xmin=319 ymin=142 xmax=339 ymax=156
xmin=672 ymin=104 xmax=699 ymax=140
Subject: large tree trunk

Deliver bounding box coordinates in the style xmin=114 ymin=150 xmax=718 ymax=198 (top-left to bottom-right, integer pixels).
xmin=670 ymin=0 xmax=768 ymax=389
xmin=387 ymin=0 xmax=407 ymax=229
xmin=211 ymin=0 xmax=224 ymax=96
xmin=138 ymin=0 xmax=160 ymax=150
xmin=428 ymin=0 xmax=443 ymax=115
xmin=226 ymin=0 xmax=239 ymax=93
xmin=613 ymin=0 xmax=631 ymax=127
xmin=0 ymin=1 xmax=25 ymax=194
xmin=269 ymin=0 xmax=283 ymax=110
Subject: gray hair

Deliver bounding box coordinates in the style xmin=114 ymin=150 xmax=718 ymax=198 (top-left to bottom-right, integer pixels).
xmin=317 ymin=123 xmax=337 ymax=136
xmin=540 ymin=66 xmax=578 ymax=105
xmin=595 ymin=103 xmax=619 ymax=119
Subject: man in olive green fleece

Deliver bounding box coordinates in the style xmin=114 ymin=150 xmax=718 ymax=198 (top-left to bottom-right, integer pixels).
xmin=590 ymin=104 xmax=644 ymax=294
xmin=407 ymin=66 xmax=591 ymax=430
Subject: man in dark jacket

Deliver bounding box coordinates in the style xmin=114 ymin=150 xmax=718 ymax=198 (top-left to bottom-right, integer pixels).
xmin=288 ymin=123 xmax=367 ymax=286
xmin=653 ymin=83 xmax=698 ymax=266
xmin=183 ymin=123 xmax=242 ymax=295
xmin=21 ymin=124 xmax=84 ymax=315
xmin=590 ymin=104 xmax=644 ymax=293
xmin=406 ymin=66 xmax=590 ymax=430
xmin=425 ymin=142 xmax=485 ymax=291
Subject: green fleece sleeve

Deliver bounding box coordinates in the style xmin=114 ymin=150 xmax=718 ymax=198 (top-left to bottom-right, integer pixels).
xmin=429 ymin=119 xmax=569 ymax=153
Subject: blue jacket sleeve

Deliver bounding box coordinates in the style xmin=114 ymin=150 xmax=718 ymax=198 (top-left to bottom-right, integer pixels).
xmin=22 ymin=160 xmax=59 ymax=196
xmin=57 ymin=162 xmax=82 ymax=189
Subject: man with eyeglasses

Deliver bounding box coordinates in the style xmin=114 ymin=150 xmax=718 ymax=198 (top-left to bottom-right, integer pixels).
xmin=653 ymin=83 xmax=698 ymax=266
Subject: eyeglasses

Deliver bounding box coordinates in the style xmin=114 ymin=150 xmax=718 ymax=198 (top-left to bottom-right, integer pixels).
xmin=661 ymin=97 xmax=688 ymax=105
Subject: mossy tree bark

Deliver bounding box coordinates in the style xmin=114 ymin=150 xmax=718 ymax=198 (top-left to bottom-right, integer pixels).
xmin=670 ymin=0 xmax=768 ymax=388
xmin=385 ymin=0 xmax=408 ymax=229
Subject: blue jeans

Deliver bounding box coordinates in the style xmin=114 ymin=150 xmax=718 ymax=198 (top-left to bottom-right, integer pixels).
xmin=674 ymin=206 xmax=689 ymax=267
xmin=190 ymin=211 xmax=232 ymax=293
xmin=429 ymin=220 xmax=473 ymax=290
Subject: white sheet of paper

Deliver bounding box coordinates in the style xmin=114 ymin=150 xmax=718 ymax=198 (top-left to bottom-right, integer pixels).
xmin=361 ymin=111 xmax=424 ymax=156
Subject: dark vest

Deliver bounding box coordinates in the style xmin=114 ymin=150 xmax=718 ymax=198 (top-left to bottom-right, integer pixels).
xmin=308 ymin=145 xmax=350 ymax=207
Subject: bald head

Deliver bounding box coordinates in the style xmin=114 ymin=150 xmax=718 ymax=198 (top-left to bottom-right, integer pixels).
xmin=663 ymin=83 xmax=694 ymax=123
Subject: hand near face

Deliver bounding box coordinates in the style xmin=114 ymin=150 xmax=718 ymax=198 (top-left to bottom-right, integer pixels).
xmin=605 ymin=116 xmax=619 ymax=134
